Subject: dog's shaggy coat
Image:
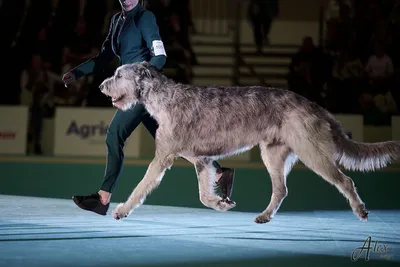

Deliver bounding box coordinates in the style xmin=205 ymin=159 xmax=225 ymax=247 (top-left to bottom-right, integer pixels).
xmin=100 ymin=61 xmax=400 ymax=223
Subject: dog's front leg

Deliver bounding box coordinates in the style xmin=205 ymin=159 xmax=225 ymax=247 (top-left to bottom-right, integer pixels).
xmin=112 ymin=155 xmax=175 ymax=220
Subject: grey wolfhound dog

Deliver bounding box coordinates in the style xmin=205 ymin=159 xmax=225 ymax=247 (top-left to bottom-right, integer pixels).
xmin=100 ymin=61 xmax=400 ymax=223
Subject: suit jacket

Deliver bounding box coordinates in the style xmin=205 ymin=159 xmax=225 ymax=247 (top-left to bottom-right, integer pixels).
xmin=71 ymin=3 xmax=166 ymax=80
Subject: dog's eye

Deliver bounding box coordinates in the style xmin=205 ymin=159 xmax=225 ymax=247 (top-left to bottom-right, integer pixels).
xmin=116 ymin=74 xmax=122 ymax=79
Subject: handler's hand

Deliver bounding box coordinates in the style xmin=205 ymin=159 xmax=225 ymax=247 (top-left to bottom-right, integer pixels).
xmin=62 ymin=72 xmax=76 ymax=87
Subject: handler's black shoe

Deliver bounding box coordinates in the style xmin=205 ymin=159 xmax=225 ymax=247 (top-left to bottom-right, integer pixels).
xmin=215 ymin=167 xmax=235 ymax=202
xmin=72 ymin=193 xmax=109 ymax=216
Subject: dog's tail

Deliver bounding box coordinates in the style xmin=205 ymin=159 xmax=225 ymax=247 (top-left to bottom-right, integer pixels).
xmin=337 ymin=137 xmax=400 ymax=172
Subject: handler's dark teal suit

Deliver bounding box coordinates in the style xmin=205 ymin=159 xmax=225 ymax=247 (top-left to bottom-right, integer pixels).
xmin=69 ymin=4 xmax=233 ymax=203
xmin=71 ymin=4 xmax=166 ymax=193
xmin=71 ymin=4 xmax=165 ymax=193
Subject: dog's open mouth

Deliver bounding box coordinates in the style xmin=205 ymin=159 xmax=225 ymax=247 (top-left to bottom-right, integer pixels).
xmin=111 ymin=94 xmax=125 ymax=103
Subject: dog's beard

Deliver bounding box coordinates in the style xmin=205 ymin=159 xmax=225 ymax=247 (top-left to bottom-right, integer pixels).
xmin=103 ymin=80 xmax=138 ymax=110
xmin=113 ymin=96 xmax=136 ymax=111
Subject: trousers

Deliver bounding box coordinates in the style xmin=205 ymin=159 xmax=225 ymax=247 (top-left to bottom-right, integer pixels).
xmin=100 ymin=103 xmax=222 ymax=193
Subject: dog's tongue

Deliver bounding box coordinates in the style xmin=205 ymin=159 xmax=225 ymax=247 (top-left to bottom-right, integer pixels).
xmin=112 ymin=97 xmax=117 ymax=102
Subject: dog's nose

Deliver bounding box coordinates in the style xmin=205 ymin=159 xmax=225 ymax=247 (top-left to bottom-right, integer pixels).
xmin=99 ymin=83 xmax=104 ymax=92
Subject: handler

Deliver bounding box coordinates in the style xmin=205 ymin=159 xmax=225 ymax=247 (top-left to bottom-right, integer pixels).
xmin=62 ymin=0 xmax=235 ymax=216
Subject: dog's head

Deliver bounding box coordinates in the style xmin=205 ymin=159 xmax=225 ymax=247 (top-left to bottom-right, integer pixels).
xmin=99 ymin=61 xmax=158 ymax=111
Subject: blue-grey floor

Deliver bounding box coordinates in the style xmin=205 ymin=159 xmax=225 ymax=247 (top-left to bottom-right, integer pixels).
xmin=0 ymin=195 xmax=398 ymax=267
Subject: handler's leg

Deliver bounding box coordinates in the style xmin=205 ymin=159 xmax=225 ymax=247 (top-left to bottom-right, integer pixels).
xmin=141 ymin=112 xmax=236 ymax=201
xmin=72 ymin=104 xmax=147 ymax=215
xmin=194 ymin=158 xmax=236 ymax=211
xmin=214 ymin=161 xmax=235 ymax=203
xmin=100 ymin=105 xmax=148 ymax=193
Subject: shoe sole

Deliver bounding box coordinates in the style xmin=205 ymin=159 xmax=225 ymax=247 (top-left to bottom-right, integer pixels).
xmin=72 ymin=196 xmax=109 ymax=216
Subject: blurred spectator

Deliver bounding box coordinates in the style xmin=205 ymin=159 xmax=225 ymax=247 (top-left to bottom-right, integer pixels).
xmin=287 ymin=37 xmax=327 ymax=106
xmin=0 ymin=0 xmax=37 ymax=105
xmin=62 ymin=17 xmax=99 ymax=70
xmin=372 ymin=90 xmax=397 ymax=114
xmin=321 ymin=0 xmax=399 ymax=120
xmin=325 ymin=2 xmax=354 ymax=53
xmin=389 ymin=0 xmax=400 ymax=25
xmin=328 ymin=48 xmax=365 ymax=113
xmin=20 ymin=54 xmax=61 ymax=154
xmin=168 ymin=0 xmax=198 ymax=65
xmin=247 ymin=0 xmax=279 ymax=53
xmin=370 ymin=5 xmax=391 ymax=48
xmin=148 ymin=0 xmax=175 ymax=45
xmin=2 ymin=0 xmax=399 ymax=140
xmin=325 ymin=0 xmax=353 ymax=21
xmin=365 ymin=42 xmax=394 ymax=106
xmin=25 ymin=0 xmax=84 ymax=74
xmin=365 ymin=42 xmax=394 ymax=82
xmin=148 ymin=0 xmax=194 ymax=83
xmin=3 ymin=0 xmax=198 ymax=108
xmin=359 ymin=41 xmax=396 ymax=123
xmin=52 ymin=79 xmax=89 ymax=107
xmin=164 ymin=41 xmax=194 ymax=84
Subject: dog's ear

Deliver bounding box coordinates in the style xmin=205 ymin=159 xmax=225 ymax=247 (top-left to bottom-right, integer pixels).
xmin=141 ymin=61 xmax=150 ymax=67
xmin=140 ymin=68 xmax=153 ymax=79
xmin=139 ymin=61 xmax=158 ymax=79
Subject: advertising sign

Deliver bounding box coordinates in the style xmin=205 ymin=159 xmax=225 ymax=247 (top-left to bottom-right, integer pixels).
xmin=54 ymin=107 xmax=141 ymax=157
xmin=0 ymin=106 xmax=28 ymax=154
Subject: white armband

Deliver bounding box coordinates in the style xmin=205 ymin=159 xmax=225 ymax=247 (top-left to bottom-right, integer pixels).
xmin=152 ymin=40 xmax=167 ymax=57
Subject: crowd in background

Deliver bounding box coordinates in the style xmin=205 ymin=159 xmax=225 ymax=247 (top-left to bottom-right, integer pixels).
xmin=286 ymin=0 xmax=398 ymax=125
xmin=247 ymin=0 xmax=279 ymax=53
xmin=1 ymin=0 xmax=399 ymax=154
xmin=0 ymin=0 xmax=196 ymax=154
xmin=0 ymin=0 xmax=197 ymax=107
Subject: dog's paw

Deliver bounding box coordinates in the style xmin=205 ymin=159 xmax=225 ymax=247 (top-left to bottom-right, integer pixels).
xmin=254 ymin=213 xmax=272 ymax=224
xmin=354 ymin=204 xmax=368 ymax=222
xmin=215 ymin=198 xmax=236 ymax=212
xmin=112 ymin=203 xmax=131 ymax=220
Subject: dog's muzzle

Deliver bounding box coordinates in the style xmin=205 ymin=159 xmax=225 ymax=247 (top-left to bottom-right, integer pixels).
xmin=99 ymin=83 xmax=105 ymax=93
xmin=99 ymin=81 xmax=110 ymax=95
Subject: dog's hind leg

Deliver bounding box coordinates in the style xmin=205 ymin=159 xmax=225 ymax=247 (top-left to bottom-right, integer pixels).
xmin=112 ymin=153 xmax=175 ymax=220
xmin=255 ymin=143 xmax=297 ymax=224
xmin=194 ymin=158 xmax=236 ymax=212
xmin=293 ymin=145 xmax=368 ymax=222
